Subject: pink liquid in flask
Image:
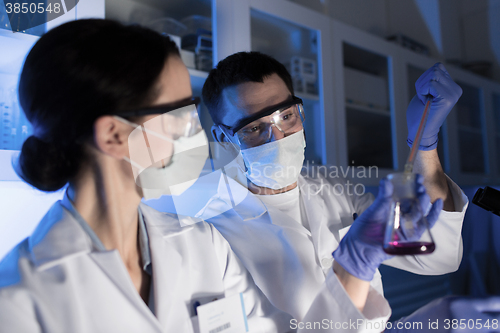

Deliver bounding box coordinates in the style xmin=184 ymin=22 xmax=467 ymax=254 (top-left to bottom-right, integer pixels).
xmin=384 ymin=241 xmax=435 ymax=255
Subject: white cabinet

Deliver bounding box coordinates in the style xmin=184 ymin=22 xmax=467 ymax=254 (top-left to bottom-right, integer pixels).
xmin=330 ymin=20 xmax=403 ymax=183
xmin=331 ymin=18 xmax=500 ymax=186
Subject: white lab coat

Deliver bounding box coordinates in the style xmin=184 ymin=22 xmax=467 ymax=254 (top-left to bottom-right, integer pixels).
xmin=0 ymin=196 xmax=390 ymax=333
xmin=201 ymin=168 xmax=467 ymax=324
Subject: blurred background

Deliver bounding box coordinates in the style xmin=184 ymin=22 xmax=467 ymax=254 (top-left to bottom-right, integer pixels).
xmin=1 ymin=0 xmax=500 ymax=321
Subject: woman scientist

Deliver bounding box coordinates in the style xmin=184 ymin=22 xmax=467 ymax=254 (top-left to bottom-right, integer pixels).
xmin=0 ymin=19 xmax=292 ymax=332
xmin=0 ymin=19 xmax=442 ymax=333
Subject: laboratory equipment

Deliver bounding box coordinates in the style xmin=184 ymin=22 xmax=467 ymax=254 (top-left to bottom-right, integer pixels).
xmin=180 ymin=16 xmax=212 ymax=72
xmin=473 ymin=186 xmax=500 ymax=217
xmin=290 ymin=56 xmax=317 ymax=95
xmin=383 ymin=172 xmax=436 ymax=255
xmin=384 ymin=96 xmax=435 ymax=255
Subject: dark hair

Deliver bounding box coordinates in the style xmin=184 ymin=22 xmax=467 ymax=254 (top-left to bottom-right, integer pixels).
xmin=16 ymin=19 xmax=180 ymax=192
xmin=202 ymin=51 xmax=294 ymax=125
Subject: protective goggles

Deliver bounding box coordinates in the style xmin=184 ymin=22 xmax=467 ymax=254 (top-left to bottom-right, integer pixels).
xmin=219 ymin=96 xmax=305 ymax=148
xmin=119 ymin=96 xmax=202 ymax=139
xmin=116 ymin=96 xmax=205 ymax=172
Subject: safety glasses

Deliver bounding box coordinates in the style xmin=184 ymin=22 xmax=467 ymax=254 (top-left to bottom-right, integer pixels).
xmin=119 ymin=96 xmax=202 ymax=139
xmin=219 ymin=96 xmax=305 ymax=148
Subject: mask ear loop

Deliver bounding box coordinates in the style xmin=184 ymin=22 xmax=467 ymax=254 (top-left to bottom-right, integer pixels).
xmin=216 ymin=124 xmax=246 ymax=208
xmin=113 ymin=115 xmax=176 ymax=143
xmin=114 ymin=115 xmax=176 ymax=169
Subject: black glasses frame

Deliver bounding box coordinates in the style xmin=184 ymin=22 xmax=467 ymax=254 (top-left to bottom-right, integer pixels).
xmin=118 ymin=97 xmax=201 ymax=117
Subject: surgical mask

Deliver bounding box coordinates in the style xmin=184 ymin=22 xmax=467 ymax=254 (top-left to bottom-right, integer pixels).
xmin=115 ymin=113 xmax=209 ymax=199
xmin=240 ymin=129 xmax=306 ymax=190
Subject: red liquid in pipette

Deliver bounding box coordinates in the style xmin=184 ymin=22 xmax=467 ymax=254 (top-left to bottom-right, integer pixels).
xmin=384 ymin=241 xmax=435 ymax=255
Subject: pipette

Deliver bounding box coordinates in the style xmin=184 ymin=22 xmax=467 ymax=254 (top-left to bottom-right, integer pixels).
xmin=404 ymin=96 xmax=432 ymax=174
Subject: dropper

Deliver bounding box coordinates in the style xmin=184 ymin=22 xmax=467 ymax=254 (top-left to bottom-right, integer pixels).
xmin=404 ymin=96 xmax=432 ymax=174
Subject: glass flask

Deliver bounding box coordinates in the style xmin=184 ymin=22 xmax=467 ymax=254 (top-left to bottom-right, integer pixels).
xmin=383 ymin=172 xmax=436 ymax=255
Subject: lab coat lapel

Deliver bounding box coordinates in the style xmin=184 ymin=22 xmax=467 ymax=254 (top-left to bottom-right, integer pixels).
xmin=29 ymin=202 xmax=91 ymax=268
xmin=298 ymin=176 xmax=338 ymax=270
xmin=140 ymin=204 xmax=193 ymax=332
xmin=89 ymin=251 xmax=163 ymax=332
xmin=30 ymin=201 xmax=164 ymax=332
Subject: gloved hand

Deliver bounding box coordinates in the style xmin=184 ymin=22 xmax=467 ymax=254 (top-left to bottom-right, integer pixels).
xmin=407 ymin=63 xmax=463 ymax=150
xmin=332 ymin=174 xmax=443 ymax=281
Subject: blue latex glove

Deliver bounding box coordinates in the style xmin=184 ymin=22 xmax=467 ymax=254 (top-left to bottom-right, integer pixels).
xmin=407 ymin=63 xmax=463 ymax=150
xmin=332 ymin=175 xmax=443 ymax=281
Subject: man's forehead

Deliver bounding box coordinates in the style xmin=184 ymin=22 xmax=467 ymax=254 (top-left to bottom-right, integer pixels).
xmin=220 ymin=74 xmax=291 ymax=126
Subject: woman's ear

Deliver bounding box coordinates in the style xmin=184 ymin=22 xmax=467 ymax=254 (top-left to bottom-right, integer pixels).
xmin=93 ymin=116 xmax=131 ymax=159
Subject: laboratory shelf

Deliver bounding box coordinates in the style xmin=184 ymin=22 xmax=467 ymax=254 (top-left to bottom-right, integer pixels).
xmin=105 ymin=0 xmax=212 ymax=24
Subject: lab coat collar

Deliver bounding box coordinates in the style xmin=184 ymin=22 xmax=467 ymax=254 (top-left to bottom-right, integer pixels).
xmin=28 ymin=201 xmax=93 ymax=270
xmin=28 ymin=197 xmax=191 ymax=332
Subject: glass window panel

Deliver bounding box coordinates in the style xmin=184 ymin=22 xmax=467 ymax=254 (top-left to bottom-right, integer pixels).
xmin=344 ymin=43 xmax=392 ymax=169
xmin=456 ymin=82 xmax=482 ymax=129
xmin=347 ymin=108 xmax=392 ymax=169
xmin=458 ymin=130 xmax=485 ymax=173
xmin=497 ymin=135 xmax=500 ymax=175
xmin=251 ymin=9 xmax=319 ymax=96
xmin=251 ymin=8 xmax=322 ymax=165
xmin=493 ymin=94 xmax=500 ymax=174
xmin=455 ymin=82 xmax=484 ymax=173
xmin=493 ymin=93 xmax=500 ymax=133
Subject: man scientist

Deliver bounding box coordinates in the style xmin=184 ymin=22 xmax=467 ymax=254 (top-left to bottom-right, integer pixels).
xmin=197 ymin=51 xmax=468 ymax=323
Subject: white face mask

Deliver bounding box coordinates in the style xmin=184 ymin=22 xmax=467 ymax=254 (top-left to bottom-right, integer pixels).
xmin=116 ymin=115 xmax=209 ymax=199
xmin=240 ymin=129 xmax=306 ymax=190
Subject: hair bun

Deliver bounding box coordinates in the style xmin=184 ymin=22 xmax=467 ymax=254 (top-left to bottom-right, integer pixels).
xmin=16 ymin=136 xmax=81 ymax=192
